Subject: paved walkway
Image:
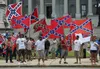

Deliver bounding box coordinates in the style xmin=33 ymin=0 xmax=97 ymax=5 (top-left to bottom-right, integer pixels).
xmin=0 ymin=58 xmax=100 ymax=67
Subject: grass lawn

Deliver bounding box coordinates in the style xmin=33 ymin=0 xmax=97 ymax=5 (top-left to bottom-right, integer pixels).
xmin=0 ymin=50 xmax=90 ymax=60
xmin=68 ymin=51 xmax=90 ymax=57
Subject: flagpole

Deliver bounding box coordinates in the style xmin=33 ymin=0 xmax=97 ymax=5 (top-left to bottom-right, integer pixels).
xmin=29 ymin=15 xmax=31 ymax=38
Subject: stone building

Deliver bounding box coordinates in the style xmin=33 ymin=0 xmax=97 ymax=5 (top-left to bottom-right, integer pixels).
xmin=7 ymin=0 xmax=97 ymax=17
xmin=4 ymin=0 xmax=100 ymax=38
xmin=6 ymin=0 xmax=99 ymax=27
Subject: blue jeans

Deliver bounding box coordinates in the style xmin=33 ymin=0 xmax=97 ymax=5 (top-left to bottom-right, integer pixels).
xmin=56 ymin=48 xmax=61 ymax=57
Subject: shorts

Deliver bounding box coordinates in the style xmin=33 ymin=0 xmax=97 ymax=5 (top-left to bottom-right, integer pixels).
xmin=18 ymin=49 xmax=25 ymax=56
xmin=61 ymin=49 xmax=68 ymax=58
xmin=74 ymin=51 xmax=81 ymax=58
xmin=90 ymin=50 xmax=97 ymax=53
xmin=37 ymin=50 xmax=45 ymax=59
xmin=27 ymin=50 xmax=32 ymax=55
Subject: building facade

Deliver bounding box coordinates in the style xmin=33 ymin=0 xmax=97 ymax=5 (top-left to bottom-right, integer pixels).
xmin=7 ymin=0 xmax=98 ymax=19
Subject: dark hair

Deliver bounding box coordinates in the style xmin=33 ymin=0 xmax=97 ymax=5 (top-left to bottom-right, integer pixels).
xmin=7 ymin=36 xmax=11 ymax=39
xmin=20 ymin=34 xmax=24 ymax=38
xmin=76 ymin=36 xmax=79 ymax=39
xmin=98 ymin=38 xmax=100 ymax=41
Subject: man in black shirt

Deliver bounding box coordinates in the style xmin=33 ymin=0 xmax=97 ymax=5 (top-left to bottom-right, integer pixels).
xmin=45 ymin=39 xmax=50 ymax=60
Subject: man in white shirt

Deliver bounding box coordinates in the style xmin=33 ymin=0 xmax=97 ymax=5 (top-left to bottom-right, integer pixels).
xmin=35 ymin=36 xmax=46 ymax=65
xmin=16 ymin=34 xmax=26 ymax=64
xmin=74 ymin=36 xmax=82 ymax=64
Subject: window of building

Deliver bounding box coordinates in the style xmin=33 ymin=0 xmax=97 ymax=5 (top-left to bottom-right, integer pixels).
xmin=81 ymin=4 xmax=87 ymax=17
xmin=46 ymin=6 xmax=52 ymax=18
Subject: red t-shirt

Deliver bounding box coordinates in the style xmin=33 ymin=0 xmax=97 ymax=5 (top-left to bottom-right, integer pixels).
xmin=61 ymin=40 xmax=67 ymax=50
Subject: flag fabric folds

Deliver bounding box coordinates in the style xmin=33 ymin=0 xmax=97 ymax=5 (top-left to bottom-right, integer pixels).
xmin=11 ymin=15 xmax=30 ymax=29
xmin=31 ymin=7 xmax=39 ymax=24
xmin=6 ymin=2 xmax=22 ymax=21
xmin=70 ymin=18 xmax=93 ymax=41
xmin=33 ymin=18 xmax=47 ymax=32
xmin=42 ymin=15 xmax=71 ymax=39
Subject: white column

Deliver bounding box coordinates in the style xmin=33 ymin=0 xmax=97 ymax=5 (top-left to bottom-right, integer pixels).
xmin=75 ymin=0 xmax=81 ymax=18
xmin=28 ymin=0 xmax=32 ymax=15
xmin=51 ymin=0 xmax=56 ymax=18
xmin=5 ymin=0 xmax=7 ymax=5
xmin=64 ymin=0 xmax=68 ymax=15
xmin=39 ymin=0 xmax=44 ymax=19
xmin=16 ymin=0 xmax=20 ymax=2
xmin=88 ymin=0 xmax=93 ymax=15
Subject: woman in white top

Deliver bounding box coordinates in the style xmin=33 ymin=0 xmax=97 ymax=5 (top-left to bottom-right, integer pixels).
xmin=90 ymin=36 xmax=99 ymax=65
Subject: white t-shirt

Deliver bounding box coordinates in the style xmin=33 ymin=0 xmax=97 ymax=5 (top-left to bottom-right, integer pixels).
xmin=90 ymin=41 xmax=98 ymax=50
xmin=35 ymin=39 xmax=46 ymax=50
xmin=16 ymin=38 xmax=26 ymax=50
xmin=52 ymin=40 xmax=57 ymax=48
xmin=74 ymin=40 xmax=82 ymax=51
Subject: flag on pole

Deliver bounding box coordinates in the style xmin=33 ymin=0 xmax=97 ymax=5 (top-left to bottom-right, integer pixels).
xmin=11 ymin=15 xmax=30 ymax=29
xmin=31 ymin=7 xmax=39 ymax=24
xmin=42 ymin=15 xmax=71 ymax=39
xmin=33 ymin=18 xmax=47 ymax=32
xmin=6 ymin=2 xmax=22 ymax=21
xmin=70 ymin=18 xmax=93 ymax=41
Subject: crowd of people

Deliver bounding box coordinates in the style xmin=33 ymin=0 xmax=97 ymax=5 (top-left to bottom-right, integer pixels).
xmin=0 ymin=31 xmax=100 ymax=65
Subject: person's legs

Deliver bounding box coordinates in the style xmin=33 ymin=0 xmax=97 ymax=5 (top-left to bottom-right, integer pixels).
xmin=13 ymin=48 xmax=16 ymax=59
xmin=22 ymin=49 xmax=25 ymax=62
xmin=79 ymin=50 xmax=82 ymax=64
xmin=6 ymin=48 xmax=9 ymax=63
xmin=29 ymin=50 xmax=32 ymax=61
xmin=41 ymin=50 xmax=45 ymax=65
xmin=64 ymin=50 xmax=68 ymax=64
xmin=59 ymin=49 xmax=64 ymax=64
xmin=56 ymin=49 xmax=59 ymax=57
xmin=17 ymin=50 xmax=21 ymax=62
xmin=74 ymin=51 xmax=78 ymax=64
xmin=9 ymin=49 xmax=13 ymax=63
xmin=99 ymin=51 xmax=100 ymax=60
xmin=37 ymin=50 xmax=41 ymax=65
xmin=90 ymin=51 xmax=94 ymax=65
xmin=83 ymin=49 xmax=86 ymax=58
xmin=94 ymin=52 xmax=97 ymax=65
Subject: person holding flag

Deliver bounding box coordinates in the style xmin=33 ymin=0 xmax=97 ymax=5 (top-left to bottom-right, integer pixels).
xmin=5 ymin=37 xmax=13 ymax=63
xmin=59 ymin=37 xmax=68 ymax=64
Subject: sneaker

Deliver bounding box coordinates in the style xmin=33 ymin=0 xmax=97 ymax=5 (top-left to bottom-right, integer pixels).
xmin=18 ymin=62 xmax=20 ymax=65
xmin=64 ymin=62 xmax=68 ymax=64
xmin=23 ymin=62 xmax=26 ymax=64
xmin=10 ymin=61 xmax=13 ymax=63
xmin=37 ymin=63 xmax=40 ymax=65
xmin=74 ymin=62 xmax=78 ymax=64
xmin=43 ymin=63 xmax=45 ymax=66
xmin=59 ymin=61 xmax=61 ymax=64
xmin=79 ymin=62 xmax=81 ymax=64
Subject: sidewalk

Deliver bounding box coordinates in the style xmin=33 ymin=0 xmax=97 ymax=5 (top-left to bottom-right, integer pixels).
xmin=0 ymin=58 xmax=100 ymax=67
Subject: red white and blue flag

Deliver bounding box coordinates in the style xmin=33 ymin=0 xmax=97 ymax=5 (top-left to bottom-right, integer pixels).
xmin=6 ymin=2 xmax=22 ymax=21
xmin=42 ymin=15 xmax=71 ymax=39
xmin=33 ymin=18 xmax=47 ymax=32
xmin=11 ymin=15 xmax=30 ymax=29
xmin=70 ymin=18 xmax=93 ymax=41
xmin=31 ymin=7 xmax=39 ymax=24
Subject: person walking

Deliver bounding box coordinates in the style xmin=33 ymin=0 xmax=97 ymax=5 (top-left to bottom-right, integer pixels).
xmin=44 ymin=39 xmax=50 ymax=60
xmin=51 ymin=38 xmax=57 ymax=59
xmin=35 ymin=36 xmax=46 ymax=65
xmin=16 ymin=34 xmax=27 ymax=64
xmin=56 ymin=38 xmax=62 ymax=58
xmin=90 ymin=36 xmax=99 ymax=65
xmin=26 ymin=38 xmax=33 ymax=61
xmin=59 ymin=37 xmax=68 ymax=64
xmin=5 ymin=37 xmax=13 ymax=63
xmin=74 ymin=36 xmax=82 ymax=64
